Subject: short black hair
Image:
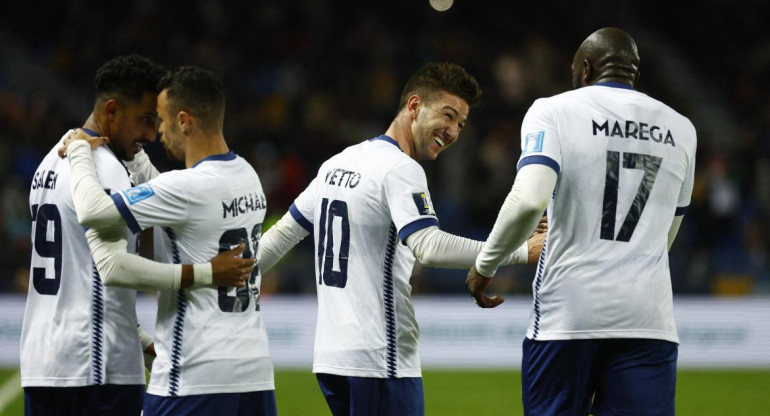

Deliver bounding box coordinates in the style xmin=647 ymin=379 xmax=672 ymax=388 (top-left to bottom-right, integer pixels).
xmin=93 ymin=54 xmax=166 ymax=103
xmin=158 ymin=66 xmax=225 ymax=132
xmin=398 ymin=62 xmax=483 ymax=111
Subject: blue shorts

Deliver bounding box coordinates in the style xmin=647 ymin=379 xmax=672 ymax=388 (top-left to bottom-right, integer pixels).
xmin=24 ymin=384 xmax=145 ymax=416
xmin=316 ymin=373 xmax=424 ymax=416
xmin=521 ymin=338 xmax=677 ymax=416
xmin=143 ymin=391 xmax=277 ymax=416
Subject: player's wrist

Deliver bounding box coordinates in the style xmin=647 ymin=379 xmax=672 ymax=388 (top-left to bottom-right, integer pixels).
xmin=192 ymin=263 xmax=213 ymax=287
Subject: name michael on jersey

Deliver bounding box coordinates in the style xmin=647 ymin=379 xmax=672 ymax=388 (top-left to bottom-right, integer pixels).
xmin=222 ymin=192 xmax=266 ymax=218
xmin=593 ymin=119 xmax=675 ymax=146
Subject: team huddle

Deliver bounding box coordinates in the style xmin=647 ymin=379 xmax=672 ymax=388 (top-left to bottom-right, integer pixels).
xmin=21 ymin=27 xmax=695 ymax=416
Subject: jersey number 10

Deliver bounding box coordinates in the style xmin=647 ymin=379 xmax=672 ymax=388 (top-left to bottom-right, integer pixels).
xmin=600 ymin=151 xmax=662 ymax=242
xmin=317 ymin=198 xmax=350 ymax=288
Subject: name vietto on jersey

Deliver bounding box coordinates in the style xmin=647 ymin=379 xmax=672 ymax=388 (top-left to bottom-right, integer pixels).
xmin=22 ymin=131 xmax=144 ymax=387
xmin=290 ymin=136 xmax=439 ymax=379
xmin=519 ymin=83 xmax=696 ymax=343
xmin=111 ymin=152 xmax=273 ymax=396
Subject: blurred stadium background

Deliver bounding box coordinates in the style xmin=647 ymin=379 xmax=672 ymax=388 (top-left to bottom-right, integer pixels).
xmin=1 ymin=0 xmax=769 ymax=415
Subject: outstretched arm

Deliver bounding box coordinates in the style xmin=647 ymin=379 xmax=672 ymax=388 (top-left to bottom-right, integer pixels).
xmin=467 ymin=164 xmax=557 ymax=308
xmin=406 ymin=226 xmax=534 ymax=268
xmin=67 ymin=133 xmax=253 ymax=290
xmin=259 ymin=211 xmax=310 ymax=273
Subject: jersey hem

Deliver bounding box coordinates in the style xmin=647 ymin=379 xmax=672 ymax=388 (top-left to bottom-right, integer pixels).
xmin=526 ymin=330 xmax=679 ymax=344
xmin=312 ymin=364 xmax=421 ymax=378
xmin=21 ymin=375 xmax=146 ymax=388
xmin=146 ymin=380 xmax=275 ymax=396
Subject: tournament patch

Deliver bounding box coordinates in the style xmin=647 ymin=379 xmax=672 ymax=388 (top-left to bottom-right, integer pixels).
xmin=123 ymin=184 xmax=155 ymax=205
xmin=412 ymin=192 xmax=436 ymax=216
xmin=523 ymin=131 xmax=545 ymax=153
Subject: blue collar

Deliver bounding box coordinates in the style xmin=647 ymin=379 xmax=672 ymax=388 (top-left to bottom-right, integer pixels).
xmin=369 ymin=135 xmax=402 ymax=151
xmin=192 ymin=151 xmax=237 ymax=168
xmin=81 ymin=128 xmax=100 ymax=137
xmin=594 ymin=81 xmax=635 ymax=90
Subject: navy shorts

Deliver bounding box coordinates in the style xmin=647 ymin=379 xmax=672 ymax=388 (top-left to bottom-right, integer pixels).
xmin=316 ymin=373 xmax=424 ymax=416
xmin=522 ymin=338 xmax=678 ymax=416
xmin=24 ymin=384 xmax=145 ymax=416
xmin=142 ymin=390 xmax=277 ymax=416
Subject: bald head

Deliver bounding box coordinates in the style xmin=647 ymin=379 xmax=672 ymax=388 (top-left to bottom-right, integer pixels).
xmin=571 ymin=27 xmax=640 ymax=89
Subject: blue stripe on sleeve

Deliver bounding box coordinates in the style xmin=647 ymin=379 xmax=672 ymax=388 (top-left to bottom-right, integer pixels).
xmin=675 ymin=205 xmax=689 ymax=216
xmin=111 ymin=193 xmax=141 ymax=234
xmin=517 ymin=155 xmax=560 ymax=174
xmin=398 ymin=217 xmax=440 ymax=243
xmin=289 ymin=203 xmax=313 ymax=232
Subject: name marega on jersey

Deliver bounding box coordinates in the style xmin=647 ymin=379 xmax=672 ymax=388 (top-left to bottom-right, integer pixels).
xmin=222 ymin=192 xmax=266 ymax=218
xmin=593 ymin=119 xmax=675 ymax=146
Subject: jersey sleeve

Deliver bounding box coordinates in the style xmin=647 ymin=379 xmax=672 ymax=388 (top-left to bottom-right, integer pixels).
xmin=675 ymin=125 xmax=697 ymax=216
xmin=289 ymin=177 xmax=319 ymax=233
xmin=110 ymin=171 xmax=189 ymax=234
xmin=517 ymin=98 xmax=562 ymax=175
xmin=383 ymin=160 xmax=440 ymax=242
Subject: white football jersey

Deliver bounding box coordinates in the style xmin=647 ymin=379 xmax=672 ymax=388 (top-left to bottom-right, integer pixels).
xmin=21 ymin=131 xmax=144 ymax=387
xmin=519 ymin=82 xmax=696 ymax=343
xmin=291 ymin=135 xmax=439 ymax=378
xmin=110 ymin=152 xmax=273 ymax=396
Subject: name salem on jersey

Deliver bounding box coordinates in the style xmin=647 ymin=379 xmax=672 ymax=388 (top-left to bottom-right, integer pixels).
xmin=31 ymin=169 xmax=58 ymax=190
xmin=592 ymin=119 xmax=675 ymax=146
xmin=222 ymin=193 xmax=266 ymax=218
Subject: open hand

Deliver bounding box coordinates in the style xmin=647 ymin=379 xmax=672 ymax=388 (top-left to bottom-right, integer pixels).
xmin=58 ymin=128 xmax=109 ymax=158
xmin=466 ymin=266 xmax=504 ymax=308
xmin=210 ymin=243 xmax=255 ymax=287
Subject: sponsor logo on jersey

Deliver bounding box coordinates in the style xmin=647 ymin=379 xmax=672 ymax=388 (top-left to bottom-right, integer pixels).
xmin=523 ymin=131 xmax=545 ymax=153
xmin=123 ymin=184 xmax=155 ymax=205
xmin=592 ymin=119 xmax=675 ymax=146
xmin=412 ymin=192 xmax=436 ymax=216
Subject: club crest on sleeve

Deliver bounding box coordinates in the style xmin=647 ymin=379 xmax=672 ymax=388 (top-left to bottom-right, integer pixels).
xmin=412 ymin=192 xmax=436 ymax=216
xmin=523 ymin=131 xmax=545 ymax=153
xmin=123 ymin=184 xmax=155 ymax=205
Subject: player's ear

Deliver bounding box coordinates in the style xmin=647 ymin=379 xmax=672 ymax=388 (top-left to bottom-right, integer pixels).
xmin=582 ymin=59 xmax=592 ymax=87
xmin=407 ymin=95 xmax=421 ymax=118
xmin=105 ymin=99 xmax=119 ymax=121
xmin=178 ymin=111 xmax=192 ymax=134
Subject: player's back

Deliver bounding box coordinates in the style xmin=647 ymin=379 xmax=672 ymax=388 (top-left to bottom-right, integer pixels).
xmin=521 ymin=84 xmax=696 ymax=342
xmin=112 ymin=152 xmax=273 ymax=396
xmin=21 ymin=131 xmax=143 ymax=387
xmin=291 ymin=136 xmax=431 ymax=378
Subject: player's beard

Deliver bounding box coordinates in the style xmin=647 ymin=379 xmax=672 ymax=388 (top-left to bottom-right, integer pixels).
xmin=160 ymin=134 xmax=184 ymax=162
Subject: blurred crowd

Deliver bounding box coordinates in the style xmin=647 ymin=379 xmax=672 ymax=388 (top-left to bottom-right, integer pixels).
xmin=1 ymin=0 xmax=768 ymax=295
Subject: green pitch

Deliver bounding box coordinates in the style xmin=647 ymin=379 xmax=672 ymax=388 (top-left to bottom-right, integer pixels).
xmin=2 ymin=368 xmax=769 ymax=415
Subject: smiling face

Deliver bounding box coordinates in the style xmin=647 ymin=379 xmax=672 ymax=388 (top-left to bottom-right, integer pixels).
xmin=108 ymin=91 xmax=158 ymax=161
xmin=410 ymin=91 xmax=469 ymax=161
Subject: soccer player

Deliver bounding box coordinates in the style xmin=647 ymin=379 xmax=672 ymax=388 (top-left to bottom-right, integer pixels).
xmin=21 ymin=54 xmax=166 ymax=416
xmin=466 ymin=28 xmax=697 ymax=416
xmin=64 ymin=66 xmax=276 ymax=416
xmin=257 ymin=62 xmax=545 ymax=416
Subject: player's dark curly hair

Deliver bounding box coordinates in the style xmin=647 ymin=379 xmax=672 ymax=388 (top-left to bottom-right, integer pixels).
xmin=398 ymin=62 xmax=483 ymax=111
xmin=157 ymin=66 xmax=225 ymax=132
xmin=93 ymin=54 xmax=166 ymax=103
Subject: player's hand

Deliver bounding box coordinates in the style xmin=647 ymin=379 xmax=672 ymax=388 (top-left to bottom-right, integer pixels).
xmin=466 ymin=266 xmax=504 ymax=308
xmin=534 ymin=215 xmax=548 ymax=234
xmin=58 ymin=128 xmax=109 ymax=158
xmin=210 ymin=243 xmax=255 ymax=288
xmin=526 ymin=231 xmax=546 ymax=264
xmin=142 ymin=343 xmax=156 ymax=372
